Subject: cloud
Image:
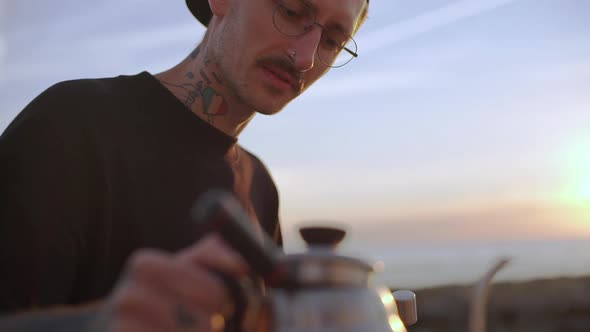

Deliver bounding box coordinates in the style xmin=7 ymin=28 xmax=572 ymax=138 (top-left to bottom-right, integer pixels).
xmin=301 ymin=67 xmax=434 ymax=100
xmin=80 ymin=22 xmax=201 ymax=55
xmin=358 ymin=0 xmax=518 ymax=55
xmin=298 ymin=43 xmax=473 ymax=101
xmin=3 ymin=0 xmax=204 ymax=84
xmin=2 ymin=21 xmax=203 ymax=83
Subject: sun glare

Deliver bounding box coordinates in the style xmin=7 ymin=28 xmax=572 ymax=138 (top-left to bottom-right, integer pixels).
xmin=561 ymin=136 xmax=590 ymax=206
xmin=571 ymin=155 xmax=590 ymax=204
xmin=579 ymin=178 xmax=590 ymax=203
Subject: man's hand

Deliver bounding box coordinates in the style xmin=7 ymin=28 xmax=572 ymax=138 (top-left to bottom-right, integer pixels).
xmin=96 ymin=234 xmax=249 ymax=332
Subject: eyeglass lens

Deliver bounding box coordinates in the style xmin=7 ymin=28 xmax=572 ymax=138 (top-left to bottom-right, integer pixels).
xmin=273 ymin=0 xmax=358 ymax=67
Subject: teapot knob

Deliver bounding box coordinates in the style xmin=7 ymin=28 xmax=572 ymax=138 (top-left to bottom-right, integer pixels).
xmin=299 ymin=226 xmax=346 ymax=249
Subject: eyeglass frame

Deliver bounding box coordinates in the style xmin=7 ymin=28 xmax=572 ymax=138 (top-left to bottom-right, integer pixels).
xmin=271 ymin=0 xmax=359 ymax=68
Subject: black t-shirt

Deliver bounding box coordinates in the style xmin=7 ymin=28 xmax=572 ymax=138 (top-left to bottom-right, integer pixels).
xmin=0 ymin=72 xmax=282 ymax=313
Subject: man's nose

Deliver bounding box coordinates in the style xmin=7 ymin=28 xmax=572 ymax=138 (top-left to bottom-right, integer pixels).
xmin=291 ymin=25 xmax=323 ymax=72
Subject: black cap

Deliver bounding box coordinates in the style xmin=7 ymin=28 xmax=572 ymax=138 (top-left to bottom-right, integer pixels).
xmin=186 ymin=0 xmax=212 ymax=26
xmin=186 ymin=0 xmax=369 ymax=27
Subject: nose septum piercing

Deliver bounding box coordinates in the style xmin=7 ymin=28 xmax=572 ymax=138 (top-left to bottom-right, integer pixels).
xmin=288 ymin=51 xmax=296 ymax=61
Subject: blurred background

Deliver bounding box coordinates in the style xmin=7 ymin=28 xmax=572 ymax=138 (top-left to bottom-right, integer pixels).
xmin=1 ymin=0 xmax=589 ymax=293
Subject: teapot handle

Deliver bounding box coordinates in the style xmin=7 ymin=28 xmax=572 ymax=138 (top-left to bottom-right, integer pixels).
xmin=212 ymin=271 xmax=272 ymax=332
xmin=209 ymin=271 xmax=249 ymax=332
xmin=192 ymin=191 xmax=276 ymax=331
xmin=192 ymin=191 xmax=279 ymax=273
xmin=192 ymin=190 xmax=291 ymax=287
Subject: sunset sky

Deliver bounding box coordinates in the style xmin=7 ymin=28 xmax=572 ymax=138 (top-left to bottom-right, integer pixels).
xmin=1 ymin=0 xmax=589 ymax=285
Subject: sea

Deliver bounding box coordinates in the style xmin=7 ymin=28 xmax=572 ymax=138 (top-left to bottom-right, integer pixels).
xmin=348 ymin=239 xmax=590 ymax=290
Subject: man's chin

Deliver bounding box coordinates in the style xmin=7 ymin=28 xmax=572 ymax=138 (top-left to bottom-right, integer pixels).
xmin=243 ymin=84 xmax=301 ymax=115
xmin=254 ymin=106 xmax=286 ymax=116
xmin=251 ymin=97 xmax=294 ymax=116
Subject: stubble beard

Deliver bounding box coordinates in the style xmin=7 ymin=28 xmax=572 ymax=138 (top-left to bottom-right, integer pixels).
xmin=214 ymin=23 xmax=297 ymax=116
xmin=216 ymin=51 xmax=293 ymax=116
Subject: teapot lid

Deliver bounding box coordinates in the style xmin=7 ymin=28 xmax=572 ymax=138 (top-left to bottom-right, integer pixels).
xmin=275 ymin=227 xmax=374 ymax=288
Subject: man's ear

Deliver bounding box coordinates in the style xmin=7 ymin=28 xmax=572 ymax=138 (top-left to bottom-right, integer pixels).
xmin=208 ymin=0 xmax=230 ymax=18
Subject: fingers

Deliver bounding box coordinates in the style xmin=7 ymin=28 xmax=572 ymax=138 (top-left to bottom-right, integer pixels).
xmin=125 ymin=249 xmax=230 ymax=313
xmin=103 ymin=234 xmax=250 ymax=332
xmin=108 ymin=281 xmax=220 ymax=332
xmin=108 ymin=310 xmax=218 ymax=332
xmin=110 ymin=321 xmax=161 ymax=332
xmin=175 ymin=234 xmax=250 ymax=277
xmin=108 ymin=282 xmax=173 ymax=331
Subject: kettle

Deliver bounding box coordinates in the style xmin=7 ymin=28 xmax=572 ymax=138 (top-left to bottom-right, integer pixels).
xmin=192 ymin=191 xmax=417 ymax=332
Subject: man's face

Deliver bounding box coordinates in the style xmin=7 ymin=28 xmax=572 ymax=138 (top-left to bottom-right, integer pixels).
xmin=211 ymin=0 xmax=366 ymax=115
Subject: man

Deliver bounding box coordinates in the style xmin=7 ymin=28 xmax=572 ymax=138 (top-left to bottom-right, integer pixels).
xmin=0 ymin=0 xmax=369 ymax=330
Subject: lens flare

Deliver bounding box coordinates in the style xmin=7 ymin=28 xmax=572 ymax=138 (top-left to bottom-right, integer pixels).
xmin=388 ymin=315 xmax=407 ymax=332
xmin=377 ymin=287 xmax=409 ymax=332
xmin=560 ymin=136 xmax=590 ymax=205
xmin=577 ymin=157 xmax=590 ymax=203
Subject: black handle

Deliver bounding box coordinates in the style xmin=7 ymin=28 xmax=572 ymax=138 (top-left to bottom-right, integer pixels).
xmin=210 ymin=270 xmax=250 ymax=332
xmin=191 ymin=190 xmax=282 ymax=280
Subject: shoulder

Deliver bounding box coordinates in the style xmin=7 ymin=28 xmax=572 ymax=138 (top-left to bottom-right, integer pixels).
xmin=31 ymin=72 xmax=149 ymax=111
xmin=238 ymin=147 xmax=278 ymax=188
xmin=236 ymin=146 xmax=280 ymax=212
xmin=236 ymin=146 xmax=283 ymax=246
xmin=2 ymin=72 xmax=151 ymax=137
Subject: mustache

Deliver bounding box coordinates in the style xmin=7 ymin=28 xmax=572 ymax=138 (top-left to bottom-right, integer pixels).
xmin=256 ymin=55 xmax=304 ymax=92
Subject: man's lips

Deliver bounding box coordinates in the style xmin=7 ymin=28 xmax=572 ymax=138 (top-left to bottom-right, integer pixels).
xmin=260 ymin=64 xmax=302 ymax=92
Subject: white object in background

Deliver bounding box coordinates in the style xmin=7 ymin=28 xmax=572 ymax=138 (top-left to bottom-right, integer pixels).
xmin=468 ymin=257 xmax=511 ymax=332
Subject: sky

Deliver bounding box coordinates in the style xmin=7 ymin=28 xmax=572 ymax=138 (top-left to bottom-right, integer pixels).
xmin=1 ymin=0 xmax=589 ymax=286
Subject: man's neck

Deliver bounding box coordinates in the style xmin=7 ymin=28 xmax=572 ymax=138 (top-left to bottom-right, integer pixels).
xmin=154 ymin=46 xmax=255 ymax=137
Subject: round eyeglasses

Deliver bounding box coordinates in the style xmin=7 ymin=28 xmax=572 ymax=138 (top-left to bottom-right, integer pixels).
xmin=272 ymin=0 xmax=359 ymax=68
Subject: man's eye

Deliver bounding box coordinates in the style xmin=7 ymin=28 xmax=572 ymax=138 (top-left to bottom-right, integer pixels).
xmin=285 ymin=8 xmax=298 ymax=17
xmin=324 ymin=38 xmax=338 ymax=49
xmin=281 ymin=5 xmax=304 ymax=19
xmin=322 ymin=34 xmax=345 ymax=51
